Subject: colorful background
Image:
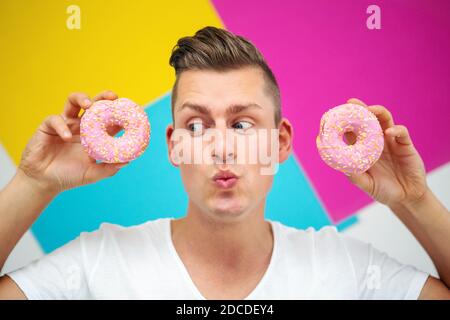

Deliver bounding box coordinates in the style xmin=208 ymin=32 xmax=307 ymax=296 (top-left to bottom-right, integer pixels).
xmin=1 ymin=0 xmax=449 ymax=276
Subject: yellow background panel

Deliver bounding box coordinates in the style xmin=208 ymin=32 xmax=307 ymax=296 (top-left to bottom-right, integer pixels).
xmin=0 ymin=0 xmax=223 ymax=164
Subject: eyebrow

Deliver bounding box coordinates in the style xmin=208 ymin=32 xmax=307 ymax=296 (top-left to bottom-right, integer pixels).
xmin=178 ymin=102 xmax=263 ymax=117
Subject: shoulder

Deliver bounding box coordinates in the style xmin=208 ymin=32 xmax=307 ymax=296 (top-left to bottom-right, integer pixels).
xmin=77 ymin=217 xmax=170 ymax=251
xmin=94 ymin=217 xmax=168 ymax=235
xmin=271 ymin=221 xmax=359 ymax=297
xmin=272 ymin=221 xmax=354 ymax=264
xmin=74 ymin=218 xmax=171 ymax=278
xmin=273 ymin=220 xmax=343 ymax=245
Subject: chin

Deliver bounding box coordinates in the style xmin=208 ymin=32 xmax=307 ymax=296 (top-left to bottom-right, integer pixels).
xmin=209 ymin=199 xmax=247 ymax=221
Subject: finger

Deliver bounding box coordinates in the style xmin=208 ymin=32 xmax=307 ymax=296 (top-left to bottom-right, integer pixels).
xmin=64 ymin=92 xmax=92 ymax=119
xmin=92 ymin=90 xmax=118 ymax=102
xmin=347 ymin=98 xmax=368 ymax=107
xmin=346 ymin=171 xmax=374 ymax=195
xmin=83 ymin=162 xmax=129 ymax=184
xmin=79 ymin=90 xmax=118 ymax=119
xmin=40 ymin=115 xmax=72 ymax=140
xmin=385 ymin=124 xmax=412 ymax=145
xmin=68 ymin=134 xmax=81 ymax=143
xmin=63 ymin=117 xmax=81 ymax=134
xmin=366 ymin=105 xmax=395 ymax=131
xmin=106 ymin=124 xmax=123 ymax=137
xmin=343 ymin=131 xmax=357 ymax=145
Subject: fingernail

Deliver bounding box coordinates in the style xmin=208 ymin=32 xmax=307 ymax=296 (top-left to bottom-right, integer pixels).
xmin=83 ymin=99 xmax=91 ymax=107
xmin=63 ymin=130 xmax=71 ymax=138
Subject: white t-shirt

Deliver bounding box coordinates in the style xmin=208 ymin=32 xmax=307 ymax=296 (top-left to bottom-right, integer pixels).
xmin=8 ymin=218 xmax=429 ymax=299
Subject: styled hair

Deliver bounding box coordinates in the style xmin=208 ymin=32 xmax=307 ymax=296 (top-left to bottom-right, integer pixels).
xmin=169 ymin=26 xmax=281 ymax=126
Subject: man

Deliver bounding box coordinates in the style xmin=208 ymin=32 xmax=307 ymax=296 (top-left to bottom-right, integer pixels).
xmin=0 ymin=26 xmax=449 ymax=299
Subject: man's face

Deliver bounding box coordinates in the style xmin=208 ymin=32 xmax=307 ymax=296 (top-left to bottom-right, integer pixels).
xmin=166 ymin=66 xmax=291 ymax=222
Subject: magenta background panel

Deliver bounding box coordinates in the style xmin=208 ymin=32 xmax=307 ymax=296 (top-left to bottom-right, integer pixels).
xmin=211 ymin=0 xmax=450 ymax=222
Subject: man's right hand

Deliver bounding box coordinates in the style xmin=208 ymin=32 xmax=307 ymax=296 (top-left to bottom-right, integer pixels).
xmin=17 ymin=90 xmax=127 ymax=195
xmin=0 ymin=90 xmax=129 ymax=293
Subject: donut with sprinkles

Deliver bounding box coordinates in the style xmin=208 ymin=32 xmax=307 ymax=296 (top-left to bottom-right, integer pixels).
xmin=316 ymin=103 xmax=384 ymax=175
xmin=80 ymin=98 xmax=150 ymax=163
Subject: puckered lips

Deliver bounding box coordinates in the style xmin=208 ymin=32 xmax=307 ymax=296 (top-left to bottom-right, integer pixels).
xmin=212 ymin=170 xmax=239 ymax=189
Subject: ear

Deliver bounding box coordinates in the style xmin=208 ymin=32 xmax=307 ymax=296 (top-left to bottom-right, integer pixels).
xmin=166 ymin=123 xmax=179 ymax=167
xmin=278 ymin=118 xmax=293 ymax=163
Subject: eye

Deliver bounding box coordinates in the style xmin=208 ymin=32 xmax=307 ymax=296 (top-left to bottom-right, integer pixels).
xmin=232 ymin=120 xmax=253 ymax=132
xmin=187 ymin=121 xmax=205 ymax=135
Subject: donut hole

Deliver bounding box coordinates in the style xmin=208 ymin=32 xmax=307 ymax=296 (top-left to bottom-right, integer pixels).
xmin=106 ymin=124 xmax=124 ymax=137
xmin=343 ymin=131 xmax=357 ymax=145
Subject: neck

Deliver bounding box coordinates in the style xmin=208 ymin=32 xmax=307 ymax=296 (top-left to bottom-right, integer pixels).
xmin=171 ymin=200 xmax=274 ymax=267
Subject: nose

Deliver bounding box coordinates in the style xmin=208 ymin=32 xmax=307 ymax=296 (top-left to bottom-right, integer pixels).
xmin=210 ymin=122 xmax=237 ymax=165
xmin=212 ymin=150 xmax=235 ymax=164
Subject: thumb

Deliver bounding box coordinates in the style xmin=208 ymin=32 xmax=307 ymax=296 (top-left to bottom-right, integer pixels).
xmin=347 ymin=98 xmax=368 ymax=107
xmin=346 ymin=172 xmax=374 ymax=195
xmin=83 ymin=162 xmax=128 ymax=184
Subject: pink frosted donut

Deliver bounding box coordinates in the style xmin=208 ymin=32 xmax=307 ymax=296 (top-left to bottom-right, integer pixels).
xmin=80 ymin=98 xmax=150 ymax=163
xmin=316 ymin=103 xmax=384 ymax=174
